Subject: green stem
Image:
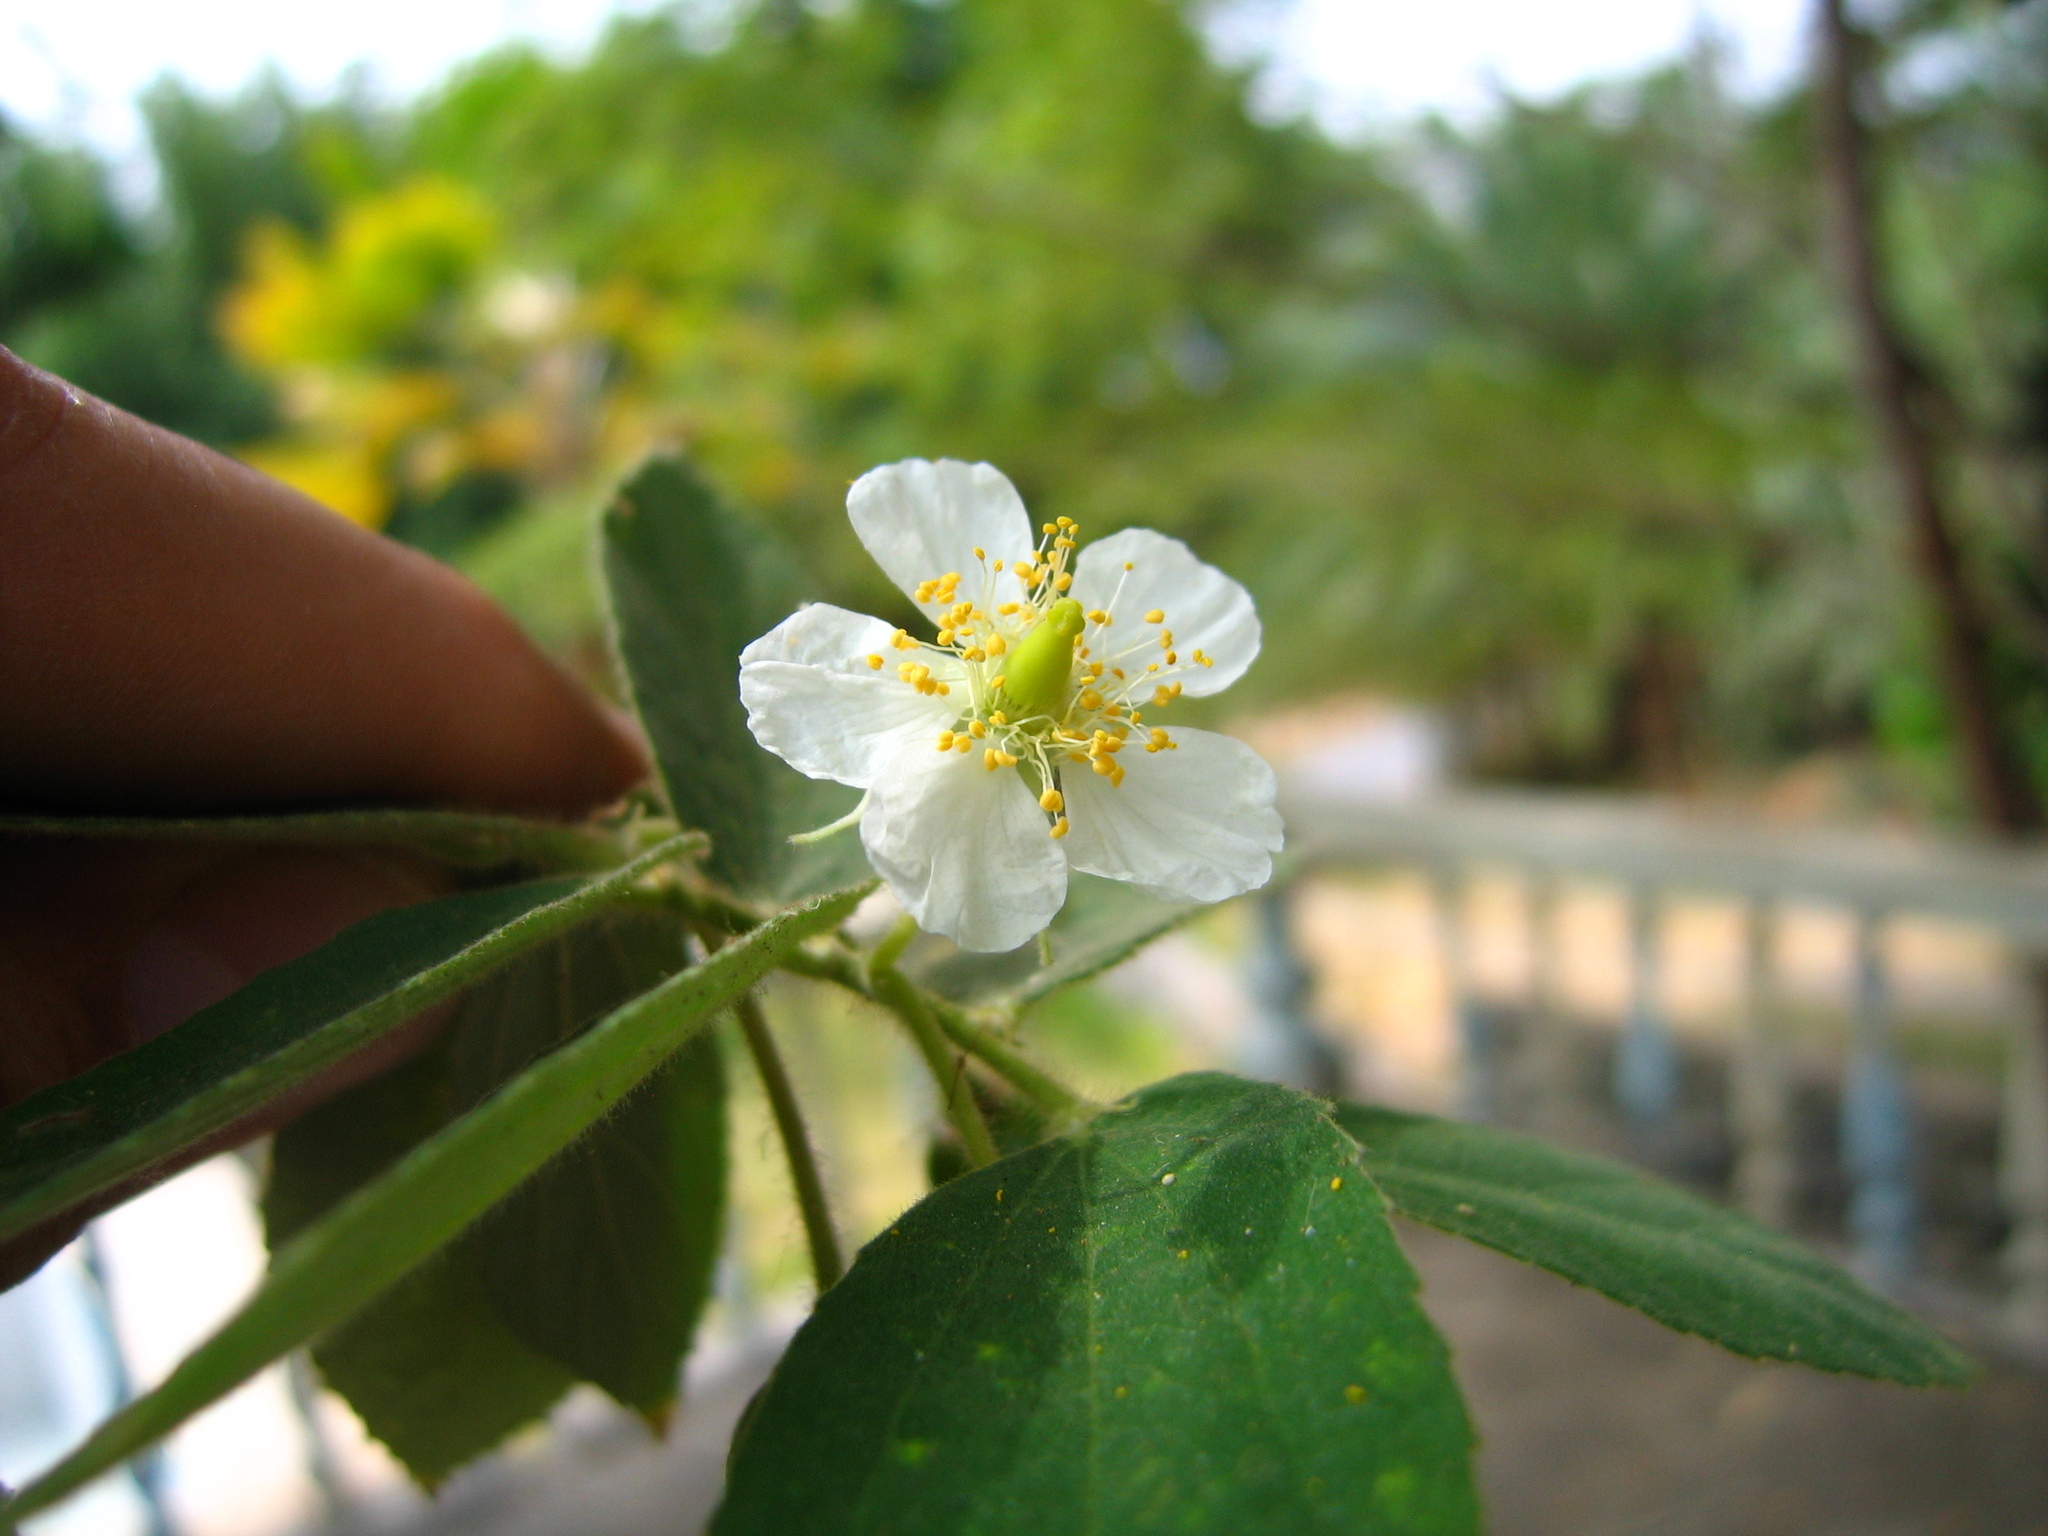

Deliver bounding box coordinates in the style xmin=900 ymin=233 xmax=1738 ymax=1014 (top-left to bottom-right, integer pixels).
xmin=734 ymin=993 xmax=843 ymax=1292
xmin=778 ymin=940 xmax=1094 ymax=1123
xmin=868 ymin=920 xmax=999 ymax=1168
xmin=0 ymin=885 xmax=868 ymax=1528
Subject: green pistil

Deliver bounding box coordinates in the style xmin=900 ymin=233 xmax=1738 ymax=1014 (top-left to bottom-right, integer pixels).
xmin=1000 ymin=598 xmax=1084 ymax=721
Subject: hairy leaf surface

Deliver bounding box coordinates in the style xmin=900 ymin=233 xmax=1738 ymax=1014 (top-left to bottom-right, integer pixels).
xmin=716 ymin=1073 xmax=1477 ymax=1536
xmin=0 ymin=836 xmax=691 ymax=1251
xmin=455 ymin=911 xmax=725 ymax=1413
xmin=601 ymin=455 xmax=865 ymax=900
xmin=1 ymin=883 xmax=867 ymax=1525
xmin=1336 ymin=1103 xmax=1974 ymax=1386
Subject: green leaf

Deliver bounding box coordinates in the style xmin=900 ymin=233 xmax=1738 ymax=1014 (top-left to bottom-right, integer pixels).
xmin=906 ymin=871 xmax=1201 ymax=1007
xmin=265 ymin=1049 xmax=574 ymax=1486
xmin=0 ymin=835 xmax=697 ymax=1251
xmin=0 ymin=808 xmax=632 ymax=873
xmin=600 ymin=455 xmax=866 ymax=900
xmin=1334 ymin=1103 xmax=1975 ymax=1387
xmin=715 ymin=1073 xmax=1478 ymax=1536
xmin=0 ymin=881 xmax=869 ymax=1527
xmin=454 ymin=911 xmax=726 ymax=1413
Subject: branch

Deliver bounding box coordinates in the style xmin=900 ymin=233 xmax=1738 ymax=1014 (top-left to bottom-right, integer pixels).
xmin=1813 ymin=0 xmax=2042 ymax=835
xmin=868 ymin=921 xmax=999 ymax=1168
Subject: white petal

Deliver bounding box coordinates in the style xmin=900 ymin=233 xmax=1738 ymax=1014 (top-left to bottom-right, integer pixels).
xmin=847 ymin=460 xmax=1037 ymax=616
xmin=739 ymin=604 xmax=961 ymax=788
xmin=861 ymin=739 xmax=1068 ymax=951
xmin=1068 ymin=528 xmax=1259 ymax=697
xmin=1060 ymin=727 xmax=1282 ymax=904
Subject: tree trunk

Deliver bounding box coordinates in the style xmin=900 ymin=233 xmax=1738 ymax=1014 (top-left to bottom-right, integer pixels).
xmin=1813 ymin=0 xmax=2043 ymax=836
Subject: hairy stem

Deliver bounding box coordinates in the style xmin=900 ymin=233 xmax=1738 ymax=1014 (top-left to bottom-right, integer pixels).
xmin=779 ymin=940 xmax=1093 ymax=1123
xmin=734 ymin=992 xmax=843 ymax=1292
xmin=869 ymin=920 xmax=999 ymax=1167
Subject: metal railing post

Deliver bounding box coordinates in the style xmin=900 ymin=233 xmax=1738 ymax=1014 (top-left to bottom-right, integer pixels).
xmin=2000 ymin=955 xmax=2048 ymax=1349
xmin=1431 ymin=864 xmax=1496 ymax=1122
xmin=1842 ymin=909 xmax=1917 ymax=1289
xmin=1730 ymin=901 xmax=1798 ymax=1228
xmin=1243 ymin=880 xmax=1343 ymax=1096
xmin=1613 ymin=883 xmax=1678 ymax=1125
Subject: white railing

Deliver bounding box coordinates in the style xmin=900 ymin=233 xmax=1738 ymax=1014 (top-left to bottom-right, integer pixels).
xmin=1257 ymin=780 xmax=2048 ymax=1350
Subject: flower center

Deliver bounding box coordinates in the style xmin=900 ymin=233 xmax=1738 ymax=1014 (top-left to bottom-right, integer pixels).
xmin=861 ymin=515 xmax=1217 ymax=838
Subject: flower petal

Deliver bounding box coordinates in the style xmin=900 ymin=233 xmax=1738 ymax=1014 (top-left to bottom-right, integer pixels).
xmin=740 ymin=604 xmax=961 ymax=788
xmin=1069 ymin=528 xmax=1259 ymax=696
xmin=847 ymin=460 xmax=1037 ymax=616
xmin=861 ymin=739 xmax=1068 ymax=951
xmin=1060 ymin=727 xmax=1281 ymax=903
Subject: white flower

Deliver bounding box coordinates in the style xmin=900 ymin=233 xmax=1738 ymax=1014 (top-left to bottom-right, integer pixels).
xmin=739 ymin=458 xmax=1282 ymax=951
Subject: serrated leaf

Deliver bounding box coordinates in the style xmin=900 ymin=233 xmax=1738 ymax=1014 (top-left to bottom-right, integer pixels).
xmin=454 ymin=911 xmax=726 ymax=1413
xmin=1334 ymin=1103 xmax=1974 ymax=1387
xmin=600 ymin=455 xmax=866 ymax=900
xmin=1 ymin=883 xmax=869 ymax=1527
xmin=715 ymin=1072 xmax=1478 ymax=1536
xmin=265 ymin=1049 xmax=573 ymax=1484
xmin=906 ymin=871 xmax=1201 ymax=1007
xmin=0 ymin=809 xmax=630 ymax=872
xmin=0 ymin=836 xmax=693 ymax=1252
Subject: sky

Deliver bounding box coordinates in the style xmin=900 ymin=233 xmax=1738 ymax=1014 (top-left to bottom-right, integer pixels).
xmin=0 ymin=0 xmax=1813 ymax=169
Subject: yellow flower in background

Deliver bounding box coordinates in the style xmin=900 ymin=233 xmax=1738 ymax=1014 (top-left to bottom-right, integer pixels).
xmin=237 ymin=442 xmax=386 ymax=529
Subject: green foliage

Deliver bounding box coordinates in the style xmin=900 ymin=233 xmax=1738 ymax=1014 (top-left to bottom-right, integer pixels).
xmin=1 ymin=882 xmax=866 ymax=1525
xmin=717 ymin=1075 xmax=1479 ymax=1536
xmin=266 ymin=1049 xmax=576 ymax=1485
xmin=265 ymin=910 xmax=727 ymax=1475
xmin=1336 ymin=1103 xmax=1975 ymax=1387
xmin=0 ymin=843 xmax=683 ymax=1249
xmin=453 ymin=912 xmax=726 ymax=1413
xmin=601 ymin=454 xmax=864 ymax=898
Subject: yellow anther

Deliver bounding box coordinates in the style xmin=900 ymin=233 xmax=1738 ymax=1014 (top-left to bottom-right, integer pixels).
xmin=969 ymin=720 xmax=987 ymax=739
xmin=1152 ymin=685 xmax=1175 ymax=706
xmin=1111 ymin=763 xmax=1125 ymax=786
xmin=1111 ymin=668 xmax=1126 ymax=679
xmin=1055 ymin=572 xmax=1073 ymax=591
xmin=973 ymin=546 xmax=985 ymax=560
xmin=1103 ymin=704 xmax=1123 ymax=718
xmin=1087 ymin=609 xmax=1111 ymax=626
xmin=990 ymin=676 xmax=1006 ymax=692
xmin=866 ymin=654 xmax=884 ymax=669
xmin=998 ymin=602 xmax=1020 ymax=615
xmin=1056 ymin=516 xmax=1075 ymax=529
xmin=984 ymin=748 xmax=1000 ymax=771
xmin=1050 ymin=816 xmax=1070 ymax=840
xmin=1100 ymin=735 xmax=1123 ymax=753
xmin=1159 ymin=630 xmax=1174 ymax=648
xmin=1123 ymin=561 xmax=1134 ymax=571
xmin=1092 ymin=757 xmax=1116 ymax=777
xmin=956 ymin=736 xmax=973 ymax=752
xmin=1165 ymin=651 xmax=1178 ymax=665
xmin=1017 ymin=569 xmax=1035 ymax=587
xmin=990 ymin=711 xmax=1008 ymax=725
xmin=1054 ymin=537 xmax=1074 ymax=551
xmin=936 ymin=681 xmax=951 ymax=695
xmin=1146 ymin=663 xmax=1160 ymax=673
xmin=993 ymin=559 xmax=1005 ymax=572
xmin=1146 ymin=728 xmax=1173 ymax=753
xmin=1086 ymin=661 xmax=1104 ymax=678
xmin=1068 ymin=751 xmax=1089 ymax=763
xmin=1042 ymin=522 xmax=1057 ymax=535
xmin=1145 ymin=609 xmax=1165 ymax=624
xmin=998 ymin=750 xmax=1018 ymax=767
xmin=966 ymin=647 xmax=987 ymax=662
xmin=985 ymin=634 xmax=1007 ymax=657
xmin=1195 ymin=650 xmax=1212 ymax=667
xmin=1040 ymin=789 xmax=1064 ymax=813
xmin=937 ymin=731 xmax=955 ymax=750
xmin=1078 ymin=689 xmax=1104 ymax=711
xmin=892 ymin=629 xmax=915 ymax=650
xmin=937 ymin=629 xmax=954 ymax=646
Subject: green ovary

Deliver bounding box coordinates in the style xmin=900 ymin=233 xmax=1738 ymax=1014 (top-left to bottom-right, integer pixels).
xmin=1000 ymin=598 xmax=1084 ymax=721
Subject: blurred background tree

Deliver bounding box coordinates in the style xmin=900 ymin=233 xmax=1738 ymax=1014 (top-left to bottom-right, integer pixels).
xmin=4 ymin=0 xmax=2045 ymax=816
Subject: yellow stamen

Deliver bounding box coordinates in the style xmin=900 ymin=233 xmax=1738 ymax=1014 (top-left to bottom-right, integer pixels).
xmin=1145 ymin=609 xmax=1165 ymax=624
xmin=985 ymin=634 xmax=1007 ymax=657
xmin=1055 ymin=572 xmax=1073 ymax=591
xmin=969 ymin=720 xmax=987 ymax=738
xmin=973 ymin=546 xmax=985 ymax=559
xmin=937 ymin=629 xmax=954 ymax=646
xmin=1040 ymin=789 xmax=1064 ymax=813
xmin=1087 ymin=609 xmax=1111 ymax=626
xmin=1050 ymin=816 xmax=1070 ymax=839
xmin=984 ymin=748 xmax=1000 ymax=770
xmin=866 ymin=654 xmax=884 ymax=669
xmin=937 ymin=731 xmax=955 ymax=750
xmin=990 ymin=711 xmax=1008 ymax=725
